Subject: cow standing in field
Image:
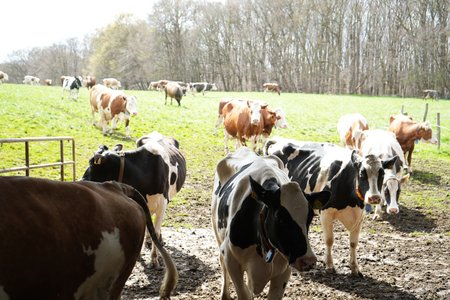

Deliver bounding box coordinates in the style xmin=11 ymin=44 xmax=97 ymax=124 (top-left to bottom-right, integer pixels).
xmin=422 ymin=89 xmax=438 ymax=101
xmin=44 ymin=79 xmax=52 ymax=86
xmin=263 ymin=82 xmax=281 ymax=95
xmin=360 ymin=129 xmax=410 ymax=219
xmin=85 ymin=76 xmax=96 ymax=89
xmin=82 ymin=132 xmax=186 ymax=267
xmin=0 ymin=71 xmax=8 ymax=84
xmin=62 ymin=76 xmax=83 ymax=100
xmin=265 ymin=137 xmax=396 ymax=276
xmin=221 ymin=99 xmax=282 ymax=153
xmin=388 ymin=114 xmax=437 ymax=171
xmin=103 ymin=78 xmax=122 ymax=89
xmin=164 ymin=81 xmax=183 ymax=106
xmin=190 ymin=82 xmax=217 ymax=95
xmin=337 ymin=113 xmax=369 ymax=150
xmin=23 ymin=75 xmax=40 ymax=85
xmin=212 ymin=147 xmax=330 ymax=299
xmin=0 ymin=176 xmax=177 ymax=299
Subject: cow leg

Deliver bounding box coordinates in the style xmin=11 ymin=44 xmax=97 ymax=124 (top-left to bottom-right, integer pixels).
xmin=214 ymin=116 xmax=223 ymax=136
xmin=146 ymin=194 xmax=168 ymax=268
xmin=320 ymin=209 xmax=336 ymax=273
xmin=218 ymin=247 xmax=232 ymax=300
xmin=374 ymin=203 xmax=383 ymax=220
xmin=267 ymin=268 xmax=291 ymax=300
xmin=124 ymin=119 xmax=131 ymax=139
xmin=222 ymin=248 xmax=252 ymax=300
xmin=337 ymin=206 xmax=364 ymax=277
xmin=223 ymin=131 xmax=231 ymax=153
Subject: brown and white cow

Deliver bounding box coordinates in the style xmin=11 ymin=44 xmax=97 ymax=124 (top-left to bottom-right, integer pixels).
xmin=388 ymin=114 xmax=437 ymax=170
xmin=0 ymin=177 xmax=177 ymax=299
xmin=44 ymin=79 xmax=52 ymax=86
xmin=337 ymin=113 xmax=369 ymax=150
xmin=23 ymin=75 xmax=40 ymax=85
xmin=263 ymin=82 xmax=281 ymax=95
xmin=0 ymin=71 xmax=9 ymax=84
xmin=148 ymin=81 xmax=160 ymax=90
xmin=103 ymin=78 xmax=122 ymax=89
xmin=164 ymin=81 xmax=183 ymax=106
xmin=90 ymin=84 xmax=138 ymax=138
xmin=221 ymin=99 xmax=281 ymax=153
xmin=85 ymin=76 xmax=96 ymax=89
xmin=360 ymin=129 xmax=410 ymax=219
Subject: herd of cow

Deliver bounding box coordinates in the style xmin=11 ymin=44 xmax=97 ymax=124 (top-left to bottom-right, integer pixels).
xmin=0 ymin=84 xmax=438 ymax=299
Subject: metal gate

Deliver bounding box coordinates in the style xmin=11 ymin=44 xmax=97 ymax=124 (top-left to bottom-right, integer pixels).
xmin=0 ymin=137 xmax=76 ymax=181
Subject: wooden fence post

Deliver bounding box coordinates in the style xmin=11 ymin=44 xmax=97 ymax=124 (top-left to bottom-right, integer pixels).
xmin=437 ymin=113 xmax=440 ymax=150
xmin=423 ymin=103 xmax=428 ymax=121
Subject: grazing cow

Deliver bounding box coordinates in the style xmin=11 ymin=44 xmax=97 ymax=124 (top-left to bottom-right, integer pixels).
xmin=264 ymin=137 xmax=397 ymax=276
xmin=212 ymin=147 xmax=330 ymax=299
xmin=360 ymin=129 xmax=410 ymax=219
xmin=82 ymin=132 xmax=186 ymax=267
xmin=85 ymin=75 xmax=96 ymax=89
xmin=214 ymin=98 xmax=288 ymax=136
xmin=61 ymin=76 xmax=83 ymax=100
xmin=148 ymin=81 xmax=160 ymax=90
xmin=221 ymin=99 xmax=281 ymax=153
xmin=422 ymin=89 xmax=438 ymax=100
xmin=23 ymin=75 xmax=40 ymax=85
xmin=103 ymin=78 xmax=122 ymax=89
xmin=0 ymin=71 xmax=8 ymax=84
xmin=93 ymin=87 xmax=138 ymax=138
xmin=190 ymin=82 xmax=218 ymax=95
xmin=0 ymin=176 xmax=177 ymax=299
xmin=388 ymin=114 xmax=437 ymax=170
xmin=44 ymin=79 xmax=52 ymax=86
xmin=263 ymin=82 xmax=281 ymax=95
xmin=164 ymin=81 xmax=183 ymax=106
xmin=337 ymin=113 xmax=369 ymax=150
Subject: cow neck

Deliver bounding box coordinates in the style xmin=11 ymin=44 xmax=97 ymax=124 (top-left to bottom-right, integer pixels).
xmin=117 ymin=152 xmax=125 ymax=183
xmin=258 ymin=205 xmax=276 ymax=263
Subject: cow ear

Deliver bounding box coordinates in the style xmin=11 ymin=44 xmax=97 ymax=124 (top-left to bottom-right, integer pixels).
xmin=113 ymin=144 xmax=123 ymax=152
xmin=382 ymin=155 xmax=398 ymax=169
xmin=249 ymin=176 xmax=278 ymax=207
xmin=351 ymin=150 xmax=362 ymax=169
xmin=304 ymin=190 xmax=330 ymax=210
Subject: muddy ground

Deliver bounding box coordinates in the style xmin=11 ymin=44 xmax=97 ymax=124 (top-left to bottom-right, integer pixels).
xmin=122 ymin=158 xmax=450 ymax=300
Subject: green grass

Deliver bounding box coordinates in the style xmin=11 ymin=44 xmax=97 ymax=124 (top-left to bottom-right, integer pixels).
xmin=0 ymin=83 xmax=449 ymax=227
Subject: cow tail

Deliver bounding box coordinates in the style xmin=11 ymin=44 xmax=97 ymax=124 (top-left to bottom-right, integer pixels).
xmin=263 ymin=139 xmax=277 ymax=155
xmin=130 ymin=188 xmax=178 ymax=298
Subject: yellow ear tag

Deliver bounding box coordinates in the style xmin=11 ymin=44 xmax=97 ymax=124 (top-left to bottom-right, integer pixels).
xmin=251 ymin=191 xmax=258 ymax=200
xmin=94 ymin=157 xmax=102 ymax=165
xmin=313 ymin=199 xmax=323 ymax=210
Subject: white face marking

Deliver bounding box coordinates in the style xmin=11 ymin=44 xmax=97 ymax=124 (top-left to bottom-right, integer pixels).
xmin=249 ymin=102 xmax=262 ymax=125
xmin=384 ymin=175 xmax=399 ymax=213
xmin=361 ymin=155 xmax=382 ymax=201
xmin=75 ymin=228 xmax=125 ymax=299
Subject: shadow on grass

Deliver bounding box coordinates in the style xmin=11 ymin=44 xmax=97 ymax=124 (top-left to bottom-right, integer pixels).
xmin=380 ymin=205 xmax=437 ymax=233
xmin=411 ymin=170 xmax=442 ymax=186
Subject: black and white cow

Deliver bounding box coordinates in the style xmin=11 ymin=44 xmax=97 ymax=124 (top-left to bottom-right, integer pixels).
xmin=190 ymin=82 xmax=217 ymax=95
xmin=212 ymin=147 xmax=330 ymax=299
xmin=264 ymin=137 xmax=396 ymax=276
xmin=360 ymin=129 xmax=410 ymax=219
xmin=82 ymin=131 xmax=186 ymax=267
xmin=62 ymin=76 xmax=83 ymax=100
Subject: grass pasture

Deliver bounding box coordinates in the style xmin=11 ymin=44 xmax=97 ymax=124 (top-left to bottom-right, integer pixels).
xmin=0 ymin=83 xmax=449 ymax=229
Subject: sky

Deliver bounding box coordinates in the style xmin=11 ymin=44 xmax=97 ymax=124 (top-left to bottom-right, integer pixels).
xmin=0 ymin=0 xmax=156 ymax=63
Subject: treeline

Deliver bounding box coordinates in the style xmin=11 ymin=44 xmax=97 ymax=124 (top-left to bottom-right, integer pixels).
xmin=1 ymin=0 xmax=448 ymax=97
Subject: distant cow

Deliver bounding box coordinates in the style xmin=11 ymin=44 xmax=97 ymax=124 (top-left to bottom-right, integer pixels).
xmin=388 ymin=114 xmax=437 ymax=170
xmin=82 ymin=132 xmax=186 ymax=268
xmin=190 ymin=82 xmax=217 ymax=95
xmin=85 ymin=76 xmax=96 ymax=89
xmin=23 ymin=75 xmax=40 ymax=85
xmin=221 ymin=99 xmax=282 ymax=153
xmin=90 ymin=84 xmax=138 ymax=138
xmin=0 ymin=71 xmax=8 ymax=84
xmin=265 ymin=137 xmax=396 ymax=276
xmin=422 ymin=89 xmax=438 ymax=101
xmin=44 ymin=79 xmax=52 ymax=86
xmin=360 ymin=129 xmax=410 ymax=219
xmin=164 ymin=81 xmax=183 ymax=106
xmin=214 ymin=98 xmax=288 ymax=136
xmin=148 ymin=81 xmax=160 ymax=90
xmin=62 ymin=76 xmax=83 ymax=100
xmin=103 ymin=78 xmax=122 ymax=89
xmin=0 ymin=176 xmax=177 ymax=299
xmin=263 ymin=82 xmax=281 ymax=95
xmin=337 ymin=113 xmax=369 ymax=150
xmin=60 ymin=75 xmax=70 ymax=86
xmin=212 ymin=147 xmax=330 ymax=299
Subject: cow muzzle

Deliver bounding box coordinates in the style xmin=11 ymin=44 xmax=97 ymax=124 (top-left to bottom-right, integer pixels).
xmin=367 ymin=195 xmax=381 ymax=205
xmin=292 ymin=255 xmax=317 ymax=272
xmin=387 ymin=207 xmax=399 ymax=214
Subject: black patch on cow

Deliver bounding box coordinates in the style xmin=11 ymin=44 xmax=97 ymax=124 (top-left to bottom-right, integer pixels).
xmin=216 ymin=163 xmax=253 ymax=229
xmin=229 ymin=195 xmax=260 ymax=249
xmin=170 ymin=172 xmax=177 ymax=186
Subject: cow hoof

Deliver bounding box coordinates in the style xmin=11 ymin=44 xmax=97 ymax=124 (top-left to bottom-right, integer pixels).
xmin=151 ymin=259 xmax=161 ymax=269
xmin=351 ymin=270 xmax=363 ymax=278
xmin=325 ymin=267 xmax=336 ymax=274
xmin=372 ymin=214 xmax=382 ymax=221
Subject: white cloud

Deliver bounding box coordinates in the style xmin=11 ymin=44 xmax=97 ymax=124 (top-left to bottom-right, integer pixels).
xmin=0 ymin=0 xmax=155 ymax=62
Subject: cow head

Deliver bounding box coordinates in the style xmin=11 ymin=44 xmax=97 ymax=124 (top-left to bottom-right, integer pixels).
xmin=248 ymin=101 xmax=263 ymax=126
xmin=125 ymin=95 xmax=138 ymax=116
xmin=82 ymin=145 xmax=122 ymax=182
xmin=249 ymin=176 xmax=329 ymax=272
xmin=274 ymin=108 xmax=288 ymax=129
xmin=351 ymin=151 xmax=397 ymax=206
xmin=418 ymin=122 xmax=437 ymax=144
